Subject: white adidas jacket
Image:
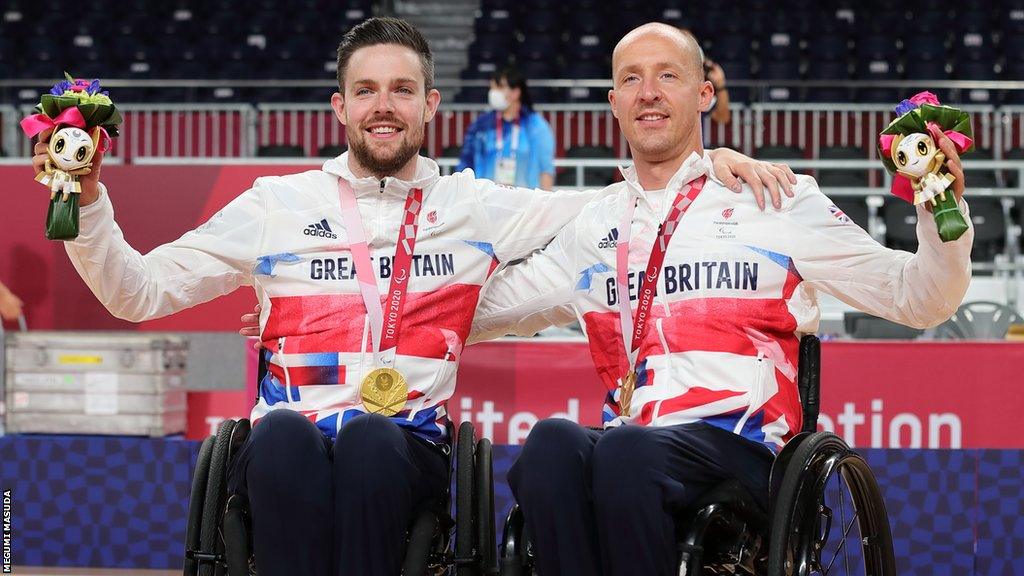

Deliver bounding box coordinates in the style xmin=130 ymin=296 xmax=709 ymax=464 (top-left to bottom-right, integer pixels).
xmin=471 ymin=153 xmax=973 ymax=448
xmin=64 ymin=153 xmax=603 ymax=440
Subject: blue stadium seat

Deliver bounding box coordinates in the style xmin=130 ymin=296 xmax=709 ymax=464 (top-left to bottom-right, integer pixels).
xmin=804 ymin=61 xmax=852 ymax=102
xmin=709 ymin=35 xmax=751 ymax=64
xmin=958 ymin=10 xmax=992 ymax=34
xmin=475 ymin=14 xmax=511 ymax=37
xmin=567 ymin=11 xmax=603 ymax=35
xmin=516 ymin=36 xmax=561 ymax=62
xmin=906 ymin=10 xmax=953 ymax=36
xmin=903 ymin=36 xmax=947 ymax=63
xmin=1003 ymin=33 xmax=1024 ymax=58
xmin=958 ymin=31 xmax=995 ymax=64
xmin=854 ymin=57 xmax=900 ymax=103
xmin=1002 ymin=6 xmax=1024 ymax=35
xmin=759 ymin=32 xmax=798 ymax=62
xmin=856 ymin=35 xmax=899 ymax=62
xmin=904 ymin=60 xmax=949 ymax=80
xmin=520 ymin=10 xmax=562 ymax=35
xmin=957 ymin=61 xmax=997 ymax=81
xmin=805 ymin=36 xmax=850 ymax=62
xmin=565 ymin=38 xmax=606 ymax=64
xmin=760 ymin=59 xmax=802 ymax=81
xmin=461 ymin=61 xmax=500 ymax=80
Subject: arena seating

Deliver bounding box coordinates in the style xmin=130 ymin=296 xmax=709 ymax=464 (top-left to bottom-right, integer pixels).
xmin=2 ymin=0 xmax=1022 ymax=268
xmin=1 ymin=0 xmax=1023 ymax=105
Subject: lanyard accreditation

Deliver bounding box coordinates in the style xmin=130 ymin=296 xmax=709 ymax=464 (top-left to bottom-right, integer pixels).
xmin=495 ymin=115 xmax=521 ymax=155
xmin=337 ymin=178 xmax=424 ymax=416
xmin=615 ymin=175 xmax=706 ymax=417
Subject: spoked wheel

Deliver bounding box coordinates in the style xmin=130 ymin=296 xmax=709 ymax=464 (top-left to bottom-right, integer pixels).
xmin=768 ymin=432 xmax=895 ymax=576
xmin=184 ymin=435 xmax=215 ymax=576
xmin=455 ymin=422 xmax=477 ymax=576
xmin=222 ymin=419 xmax=254 ymax=576
xmin=474 ymin=437 xmax=496 ymax=575
xmin=199 ymin=419 xmax=237 ymax=576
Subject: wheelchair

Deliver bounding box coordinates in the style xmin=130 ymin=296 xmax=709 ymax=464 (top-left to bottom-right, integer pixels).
xmin=499 ymin=335 xmax=897 ymax=576
xmin=183 ymin=417 xmax=498 ymax=576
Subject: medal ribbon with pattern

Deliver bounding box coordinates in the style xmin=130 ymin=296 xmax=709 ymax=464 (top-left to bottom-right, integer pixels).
xmin=338 ymin=179 xmax=424 ymax=416
xmin=615 ymin=175 xmax=706 ymax=417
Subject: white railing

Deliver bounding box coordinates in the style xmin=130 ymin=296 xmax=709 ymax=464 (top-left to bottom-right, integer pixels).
xmin=6 ymin=103 xmax=1024 ymax=164
xmin=750 ymin=103 xmax=999 ymax=159
xmin=17 ymin=103 xmax=257 ymax=160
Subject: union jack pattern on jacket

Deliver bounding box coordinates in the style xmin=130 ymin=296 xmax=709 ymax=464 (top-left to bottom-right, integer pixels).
xmin=472 ymin=153 xmax=973 ymax=450
xmin=64 ymin=153 xmax=601 ymax=441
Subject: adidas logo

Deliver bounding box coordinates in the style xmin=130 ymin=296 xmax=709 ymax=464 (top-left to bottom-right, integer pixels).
xmin=598 ymin=228 xmax=619 ymax=249
xmin=303 ymin=219 xmax=338 ymax=239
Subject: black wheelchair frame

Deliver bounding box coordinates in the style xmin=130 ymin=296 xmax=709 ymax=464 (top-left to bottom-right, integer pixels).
xmin=499 ymin=335 xmax=897 ymax=576
xmin=183 ymin=417 xmax=498 ymax=576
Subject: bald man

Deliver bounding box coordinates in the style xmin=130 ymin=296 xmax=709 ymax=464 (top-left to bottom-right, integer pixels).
xmin=473 ymin=23 xmax=972 ymax=576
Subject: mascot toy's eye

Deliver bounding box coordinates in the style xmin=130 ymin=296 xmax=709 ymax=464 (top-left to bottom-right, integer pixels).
xmin=917 ymin=140 xmax=929 ymax=155
xmin=54 ymin=137 xmax=65 ymax=154
xmin=75 ymin=146 xmax=88 ymax=162
xmin=896 ymin=150 xmax=907 ymax=166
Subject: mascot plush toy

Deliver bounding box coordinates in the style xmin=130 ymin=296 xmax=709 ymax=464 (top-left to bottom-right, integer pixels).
xmin=20 ymin=73 xmax=122 ymax=240
xmin=878 ymin=91 xmax=973 ymax=242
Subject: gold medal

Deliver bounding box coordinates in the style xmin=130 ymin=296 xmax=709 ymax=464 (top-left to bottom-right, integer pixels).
xmin=619 ymin=371 xmax=637 ymax=417
xmin=360 ymin=367 xmax=408 ymax=416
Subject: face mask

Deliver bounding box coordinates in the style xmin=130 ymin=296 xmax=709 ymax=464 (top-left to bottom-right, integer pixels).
xmin=488 ymin=88 xmax=509 ymax=111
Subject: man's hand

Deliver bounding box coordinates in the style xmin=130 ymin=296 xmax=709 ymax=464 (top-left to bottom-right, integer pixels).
xmin=0 ymin=286 xmax=24 ymax=321
xmin=928 ymin=122 xmax=966 ymax=203
xmin=240 ymin=304 xmax=262 ymax=349
xmin=31 ymin=128 xmax=104 ymax=207
xmin=709 ymin=148 xmax=797 ymax=210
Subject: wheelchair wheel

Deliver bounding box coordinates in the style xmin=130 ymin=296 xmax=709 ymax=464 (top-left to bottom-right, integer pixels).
xmin=475 ymin=438 xmax=496 ymax=574
xmin=768 ymin=432 xmax=896 ymax=576
xmin=222 ymin=419 xmax=253 ymax=576
xmin=499 ymin=505 xmax=535 ymax=576
xmin=456 ymin=422 xmax=477 ymax=576
xmin=184 ymin=435 xmax=215 ymax=576
xmin=199 ymin=419 xmax=237 ymax=576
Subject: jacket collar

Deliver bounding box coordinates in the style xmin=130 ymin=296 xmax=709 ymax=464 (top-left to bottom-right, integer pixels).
xmin=322 ymin=151 xmax=440 ymax=198
xmin=617 ymin=151 xmax=715 ymax=207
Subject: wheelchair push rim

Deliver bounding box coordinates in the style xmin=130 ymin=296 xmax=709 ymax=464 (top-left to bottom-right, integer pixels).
xmin=769 ymin=432 xmax=896 ymax=576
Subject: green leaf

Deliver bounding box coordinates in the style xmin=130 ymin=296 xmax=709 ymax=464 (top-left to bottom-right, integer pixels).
xmin=90 ymin=104 xmax=113 ymax=125
xmin=45 ymin=194 xmax=80 ymax=240
xmin=77 ymin=103 xmax=99 ymax=123
xmin=40 ymin=95 xmax=60 ymax=118
xmin=53 ymin=96 xmax=80 ymax=112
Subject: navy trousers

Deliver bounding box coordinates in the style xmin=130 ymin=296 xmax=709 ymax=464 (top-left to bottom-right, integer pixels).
xmin=227 ymin=410 xmax=449 ymax=576
xmin=508 ymin=419 xmax=775 ymax=576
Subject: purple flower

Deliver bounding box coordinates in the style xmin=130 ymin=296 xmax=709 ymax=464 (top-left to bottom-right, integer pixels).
xmin=894 ymin=99 xmax=917 ymax=116
xmin=87 ymin=79 xmax=101 ymax=95
xmin=49 ymin=79 xmax=72 ymax=95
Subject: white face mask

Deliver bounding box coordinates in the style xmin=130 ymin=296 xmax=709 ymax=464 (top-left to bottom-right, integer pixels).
xmin=488 ymin=88 xmax=509 ymax=111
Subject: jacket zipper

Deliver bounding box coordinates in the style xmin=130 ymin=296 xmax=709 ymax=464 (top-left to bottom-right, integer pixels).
xmin=377 ymin=178 xmax=386 ymax=239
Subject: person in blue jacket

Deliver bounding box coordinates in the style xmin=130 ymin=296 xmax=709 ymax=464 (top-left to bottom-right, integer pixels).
xmin=457 ymin=66 xmax=556 ymax=189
